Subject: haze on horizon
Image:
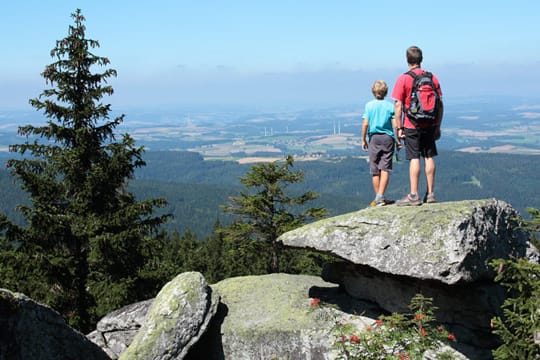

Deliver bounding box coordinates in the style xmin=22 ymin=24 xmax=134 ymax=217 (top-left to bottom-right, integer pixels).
xmin=1 ymin=1 xmax=539 ymax=111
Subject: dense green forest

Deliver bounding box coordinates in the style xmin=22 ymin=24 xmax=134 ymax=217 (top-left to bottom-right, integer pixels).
xmin=2 ymin=149 xmax=539 ymax=239
xmin=126 ymin=149 xmax=540 ymax=237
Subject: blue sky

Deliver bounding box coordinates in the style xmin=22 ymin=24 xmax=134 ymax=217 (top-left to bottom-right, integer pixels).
xmin=1 ymin=0 xmax=539 ymax=110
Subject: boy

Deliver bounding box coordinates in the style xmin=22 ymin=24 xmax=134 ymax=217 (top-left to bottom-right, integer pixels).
xmin=361 ymin=80 xmax=402 ymax=206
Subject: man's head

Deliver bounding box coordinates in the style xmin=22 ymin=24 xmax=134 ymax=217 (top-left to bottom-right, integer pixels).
xmin=406 ymin=46 xmax=423 ymax=66
xmin=371 ymin=80 xmax=388 ymax=100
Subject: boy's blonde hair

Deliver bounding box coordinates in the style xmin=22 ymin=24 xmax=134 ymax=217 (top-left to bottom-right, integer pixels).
xmin=372 ymin=80 xmax=388 ymax=99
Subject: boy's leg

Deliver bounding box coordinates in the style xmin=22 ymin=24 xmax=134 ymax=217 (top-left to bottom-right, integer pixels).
xmin=374 ymin=134 xmax=394 ymax=198
xmin=377 ymin=170 xmax=390 ymax=196
xmin=372 ymin=174 xmax=380 ymax=195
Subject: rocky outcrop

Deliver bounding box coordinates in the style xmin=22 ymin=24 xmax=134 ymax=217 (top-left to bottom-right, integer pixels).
xmin=90 ymin=273 xmax=466 ymax=359
xmin=191 ymin=273 xmax=393 ymax=360
xmin=0 ymin=288 xmax=110 ymax=360
xmin=89 ymin=274 xmax=370 ymax=360
xmin=279 ymin=199 xmax=536 ymax=284
xmin=8 ymin=198 xmax=534 ymax=359
xmin=119 ymin=272 xmax=219 ymax=360
xmin=88 ymin=299 xmax=153 ymax=359
xmin=278 ymin=198 xmax=540 ymax=358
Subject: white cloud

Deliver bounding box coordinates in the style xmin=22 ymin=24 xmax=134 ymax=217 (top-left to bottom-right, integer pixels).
xmin=519 ymin=112 xmax=540 ymax=119
xmin=513 ymin=104 xmax=540 ymax=110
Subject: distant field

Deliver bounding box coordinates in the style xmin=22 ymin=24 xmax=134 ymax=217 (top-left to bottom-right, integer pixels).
xmin=1 ymin=97 xmax=540 ymax=159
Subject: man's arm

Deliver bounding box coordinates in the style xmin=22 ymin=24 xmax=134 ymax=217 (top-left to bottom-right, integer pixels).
xmin=394 ymin=100 xmax=405 ymax=139
xmin=435 ymin=100 xmax=444 ymax=140
xmin=438 ymin=100 xmax=444 ymax=124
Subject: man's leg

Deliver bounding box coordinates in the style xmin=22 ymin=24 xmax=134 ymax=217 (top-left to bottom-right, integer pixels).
xmin=409 ymin=158 xmax=421 ymax=196
xmin=425 ymin=157 xmax=436 ymax=194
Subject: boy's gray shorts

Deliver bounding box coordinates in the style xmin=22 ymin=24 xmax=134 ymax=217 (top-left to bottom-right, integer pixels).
xmin=369 ymin=133 xmax=394 ymax=175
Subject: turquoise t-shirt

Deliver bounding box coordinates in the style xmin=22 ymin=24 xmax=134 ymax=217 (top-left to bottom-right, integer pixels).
xmin=362 ymin=99 xmax=396 ymax=140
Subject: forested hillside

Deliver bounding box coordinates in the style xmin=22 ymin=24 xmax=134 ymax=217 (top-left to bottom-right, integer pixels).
xmin=1 ymin=150 xmax=539 ymax=239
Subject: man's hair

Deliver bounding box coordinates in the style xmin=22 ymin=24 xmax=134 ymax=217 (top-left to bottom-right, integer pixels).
xmin=406 ymin=46 xmax=423 ymax=65
xmin=372 ymin=80 xmax=388 ymax=99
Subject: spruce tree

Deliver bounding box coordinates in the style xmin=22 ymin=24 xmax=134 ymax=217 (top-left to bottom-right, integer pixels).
xmin=222 ymin=155 xmax=326 ymax=273
xmin=0 ymin=9 xmax=168 ymax=332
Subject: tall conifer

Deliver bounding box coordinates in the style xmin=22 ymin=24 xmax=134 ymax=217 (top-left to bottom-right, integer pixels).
xmin=0 ymin=9 xmax=168 ymax=331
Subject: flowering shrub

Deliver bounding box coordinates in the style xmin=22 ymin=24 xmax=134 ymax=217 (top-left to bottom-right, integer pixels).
xmin=310 ymin=294 xmax=456 ymax=359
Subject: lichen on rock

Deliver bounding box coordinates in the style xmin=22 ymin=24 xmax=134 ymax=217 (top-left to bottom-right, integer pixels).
xmin=119 ymin=272 xmax=219 ymax=360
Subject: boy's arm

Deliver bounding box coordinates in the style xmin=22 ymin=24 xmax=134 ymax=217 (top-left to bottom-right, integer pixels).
xmin=361 ymin=119 xmax=369 ymax=151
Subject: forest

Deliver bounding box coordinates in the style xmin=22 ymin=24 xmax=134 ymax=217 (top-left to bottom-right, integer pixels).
xmin=101 ymin=149 xmax=540 ymax=237
xmin=2 ymin=149 xmax=540 ymax=239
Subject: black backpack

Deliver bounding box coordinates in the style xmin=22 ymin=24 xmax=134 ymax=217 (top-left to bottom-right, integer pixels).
xmin=405 ymin=70 xmax=441 ymax=128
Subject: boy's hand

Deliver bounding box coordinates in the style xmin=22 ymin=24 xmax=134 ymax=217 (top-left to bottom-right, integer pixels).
xmin=396 ymin=141 xmax=403 ymax=150
xmin=362 ymin=140 xmax=368 ymax=151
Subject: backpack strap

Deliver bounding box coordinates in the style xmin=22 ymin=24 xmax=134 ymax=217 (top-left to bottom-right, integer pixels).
xmin=405 ymin=70 xmax=417 ymax=79
xmin=405 ymin=70 xmax=430 ymax=79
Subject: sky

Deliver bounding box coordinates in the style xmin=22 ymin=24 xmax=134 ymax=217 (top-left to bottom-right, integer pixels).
xmin=1 ymin=0 xmax=539 ymax=110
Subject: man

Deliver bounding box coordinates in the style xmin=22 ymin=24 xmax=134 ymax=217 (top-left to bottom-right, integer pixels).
xmin=392 ymin=46 xmax=444 ymax=206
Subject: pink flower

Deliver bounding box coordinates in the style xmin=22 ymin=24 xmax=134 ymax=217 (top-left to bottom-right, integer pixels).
xmin=448 ymin=333 xmax=456 ymax=341
xmin=414 ymin=313 xmax=426 ymax=321
xmin=437 ymin=325 xmax=445 ymax=332
xmin=349 ymin=334 xmax=360 ymax=343
xmin=398 ymin=353 xmax=411 ymax=360
xmin=420 ymin=327 xmax=427 ymax=337
xmin=310 ymin=297 xmax=320 ymax=307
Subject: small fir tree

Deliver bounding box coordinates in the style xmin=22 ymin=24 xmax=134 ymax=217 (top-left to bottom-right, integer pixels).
xmin=490 ymin=207 xmax=540 ymax=360
xmin=490 ymin=208 xmax=540 ymax=360
xmin=0 ymin=9 xmax=168 ymax=331
xmin=490 ymin=257 xmax=540 ymax=359
xmin=222 ymin=155 xmax=326 ymax=273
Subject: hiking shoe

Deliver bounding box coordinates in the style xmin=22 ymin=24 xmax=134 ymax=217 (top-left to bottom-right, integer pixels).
xmin=396 ymin=194 xmax=422 ymax=206
xmin=370 ymin=198 xmax=394 ymax=207
xmin=424 ymin=192 xmax=436 ymax=203
xmin=379 ymin=198 xmax=395 ymax=206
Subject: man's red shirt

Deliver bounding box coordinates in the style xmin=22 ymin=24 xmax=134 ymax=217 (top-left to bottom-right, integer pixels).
xmin=391 ymin=68 xmax=443 ymax=129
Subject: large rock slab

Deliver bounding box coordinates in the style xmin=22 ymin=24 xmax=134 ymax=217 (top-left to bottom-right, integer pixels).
xmin=278 ymin=198 xmax=536 ymax=285
xmin=278 ymin=198 xmax=540 ymax=358
xmin=0 ymin=288 xmax=110 ymax=360
xmin=119 ymin=272 xmax=219 ymax=360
